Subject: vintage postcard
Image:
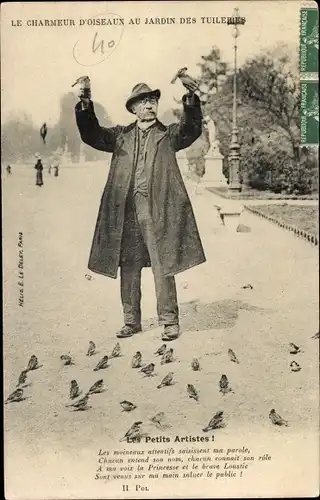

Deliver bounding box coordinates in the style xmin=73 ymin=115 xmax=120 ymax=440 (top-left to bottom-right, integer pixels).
xmin=2 ymin=1 xmax=319 ymax=499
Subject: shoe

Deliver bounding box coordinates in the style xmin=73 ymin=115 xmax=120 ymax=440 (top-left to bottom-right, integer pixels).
xmin=116 ymin=324 xmax=142 ymax=338
xmin=162 ymin=324 xmax=180 ymax=341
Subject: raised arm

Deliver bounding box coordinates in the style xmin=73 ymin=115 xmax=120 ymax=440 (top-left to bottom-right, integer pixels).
xmin=75 ymin=100 xmax=123 ymax=153
xmin=168 ymin=93 xmax=203 ymax=152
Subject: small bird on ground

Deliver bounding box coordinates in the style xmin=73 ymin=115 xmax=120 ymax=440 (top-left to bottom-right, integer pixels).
xmin=311 ymin=331 xmax=319 ymax=339
xmin=110 ymin=342 xmax=121 ymax=358
xmin=289 ymin=342 xmax=302 ymax=354
xmin=87 ymin=341 xmax=96 ymax=357
xmin=17 ymin=370 xmax=28 ymax=387
xmin=290 ymin=361 xmax=301 ymax=372
xmin=269 ymin=409 xmax=289 ymax=427
xmin=120 ymin=400 xmax=137 ymax=412
xmin=70 ymin=380 xmax=81 ymax=399
xmin=93 ymin=355 xmax=109 ymax=371
xmin=157 ymin=372 xmax=174 ymax=389
xmin=87 ymin=379 xmax=104 ymax=395
xmin=140 ymin=363 xmax=155 ymax=377
xmin=154 ymin=344 xmax=167 ymax=356
xmin=131 ymin=351 xmax=142 ymax=368
xmin=219 ymin=374 xmax=233 ymax=395
xmin=85 ymin=274 xmax=93 ymax=280
xmin=120 ymin=421 xmax=143 ymax=442
xmin=150 ymin=411 xmax=166 ymax=428
xmin=60 ymin=354 xmax=74 ymax=366
xmin=203 ymin=411 xmax=225 ymax=432
xmin=241 ymin=284 xmax=253 ymax=290
xmin=191 ymin=358 xmax=200 ymax=371
xmin=40 ymin=123 xmax=47 ymax=144
xmin=67 ymin=394 xmax=90 ymax=411
xmin=161 ymin=348 xmax=174 ymax=365
xmin=187 ymin=384 xmax=199 ymax=401
xmin=228 ymin=349 xmax=240 ymax=364
xmin=5 ymin=388 xmax=24 ymax=404
xmin=26 ymin=355 xmax=40 ymax=371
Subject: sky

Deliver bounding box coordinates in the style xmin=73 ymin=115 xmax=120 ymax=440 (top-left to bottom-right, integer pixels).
xmin=1 ymin=1 xmax=303 ymax=127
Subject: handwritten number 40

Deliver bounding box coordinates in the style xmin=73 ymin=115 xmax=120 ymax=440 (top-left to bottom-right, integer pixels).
xmin=92 ymin=32 xmax=115 ymax=54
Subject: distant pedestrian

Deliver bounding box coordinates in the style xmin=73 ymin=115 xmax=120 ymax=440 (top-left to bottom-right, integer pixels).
xmin=6 ymin=165 xmax=12 ymax=175
xmin=34 ymin=159 xmax=44 ymax=187
xmin=48 ymin=165 xmax=52 ymax=175
xmin=53 ymin=164 xmax=59 ymax=177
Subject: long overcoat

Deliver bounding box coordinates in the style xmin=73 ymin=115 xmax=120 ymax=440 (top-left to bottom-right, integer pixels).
xmin=75 ymin=94 xmax=206 ymax=279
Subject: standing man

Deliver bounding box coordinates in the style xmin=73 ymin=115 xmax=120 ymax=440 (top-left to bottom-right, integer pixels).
xmin=75 ymin=77 xmax=206 ymax=341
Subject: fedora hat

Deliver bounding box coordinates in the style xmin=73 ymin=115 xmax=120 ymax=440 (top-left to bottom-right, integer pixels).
xmin=126 ymin=83 xmax=161 ymax=113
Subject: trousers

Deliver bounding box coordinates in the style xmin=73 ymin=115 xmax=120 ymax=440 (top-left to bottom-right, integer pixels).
xmin=120 ymin=191 xmax=179 ymax=327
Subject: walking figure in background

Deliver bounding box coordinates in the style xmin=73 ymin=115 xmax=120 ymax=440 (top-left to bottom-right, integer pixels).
xmin=48 ymin=165 xmax=52 ymax=175
xmin=53 ymin=164 xmax=59 ymax=177
xmin=6 ymin=165 xmax=12 ymax=176
xmin=34 ymin=158 xmax=44 ymax=187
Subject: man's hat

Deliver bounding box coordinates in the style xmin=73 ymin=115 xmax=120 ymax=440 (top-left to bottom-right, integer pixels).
xmin=126 ymin=83 xmax=161 ymax=113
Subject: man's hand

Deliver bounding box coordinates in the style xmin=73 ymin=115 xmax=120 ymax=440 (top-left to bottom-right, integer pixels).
xmin=72 ymin=76 xmax=91 ymax=109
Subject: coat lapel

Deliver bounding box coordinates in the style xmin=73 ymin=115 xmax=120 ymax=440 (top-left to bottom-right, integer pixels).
xmin=119 ymin=122 xmax=137 ymax=170
xmin=146 ymin=121 xmax=168 ymax=171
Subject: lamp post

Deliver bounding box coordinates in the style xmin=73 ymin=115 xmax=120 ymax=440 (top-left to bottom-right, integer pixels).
xmin=228 ymin=7 xmax=242 ymax=192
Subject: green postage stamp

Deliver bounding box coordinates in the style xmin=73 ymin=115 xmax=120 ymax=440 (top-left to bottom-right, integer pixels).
xmin=300 ymin=6 xmax=319 ymax=145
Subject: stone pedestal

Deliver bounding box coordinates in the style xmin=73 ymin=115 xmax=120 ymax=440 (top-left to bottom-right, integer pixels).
xmin=202 ymin=152 xmax=227 ymax=186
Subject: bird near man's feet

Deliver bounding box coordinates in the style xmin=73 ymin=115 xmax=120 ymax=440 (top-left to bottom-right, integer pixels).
xmin=26 ymin=355 xmax=40 ymax=371
xmin=269 ymin=409 xmax=289 ymax=427
xmin=131 ymin=351 xmax=142 ymax=368
xmin=140 ymin=363 xmax=155 ymax=377
xmin=203 ymin=411 xmax=225 ymax=432
xmin=70 ymin=380 xmax=81 ymax=399
xmin=93 ymin=355 xmax=109 ymax=371
xmin=87 ymin=379 xmax=104 ymax=395
xmin=154 ymin=344 xmax=167 ymax=356
xmin=161 ymin=348 xmax=174 ymax=365
xmin=110 ymin=342 xmax=121 ymax=358
xmin=120 ymin=400 xmax=137 ymax=412
xmin=228 ymin=349 xmax=240 ymax=364
xmin=187 ymin=384 xmax=199 ymax=402
xmin=17 ymin=370 xmax=28 ymax=387
xmin=191 ymin=358 xmax=200 ymax=371
xmin=60 ymin=354 xmax=74 ymax=366
xmin=67 ymin=394 xmax=91 ymax=411
xmin=157 ymin=372 xmax=174 ymax=389
xmin=120 ymin=421 xmax=143 ymax=442
xmin=290 ymin=361 xmax=301 ymax=372
xmin=5 ymin=388 xmax=25 ymax=404
xmin=86 ymin=341 xmax=96 ymax=357
xmin=219 ymin=374 xmax=233 ymax=395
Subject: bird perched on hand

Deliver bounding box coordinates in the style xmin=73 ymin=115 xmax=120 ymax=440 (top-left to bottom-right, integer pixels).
xmin=17 ymin=370 xmax=28 ymax=387
xmin=70 ymin=380 xmax=81 ymax=399
xmin=219 ymin=374 xmax=233 ymax=395
xmin=140 ymin=363 xmax=155 ymax=377
xmin=131 ymin=351 xmax=142 ymax=368
xmin=269 ymin=409 xmax=289 ymax=427
xmin=40 ymin=123 xmax=47 ymax=144
xmin=203 ymin=411 xmax=225 ymax=432
xmin=120 ymin=400 xmax=137 ymax=412
xmin=161 ymin=348 xmax=174 ymax=365
xmin=171 ymin=67 xmax=199 ymax=93
xmin=154 ymin=344 xmax=167 ymax=356
xmin=93 ymin=355 xmax=109 ymax=371
xmin=86 ymin=341 xmax=96 ymax=357
xmin=120 ymin=421 xmax=143 ymax=442
xmin=5 ymin=388 xmax=24 ymax=404
xmin=187 ymin=383 xmax=199 ymax=402
xmin=60 ymin=354 xmax=74 ymax=366
xmin=289 ymin=342 xmax=302 ymax=354
xmin=228 ymin=349 xmax=240 ymax=364
xmin=67 ymin=394 xmax=90 ymax=411
xmin=191 ymin=358 xmax=200 ymax=371
xmin=290 ymin=361 xmax=301 ymax=372
xmin=26 ymin=355 xmax=40 ymax=371
xmin=110 ymin=342 xmax=121 ymax=358
xmin=87 ymin=379 xmax=104 ymax=395
xmin=71 ymin=75 xmax=90 ymax=88
xmin=157 ymin=372 xmax=174 ymax=389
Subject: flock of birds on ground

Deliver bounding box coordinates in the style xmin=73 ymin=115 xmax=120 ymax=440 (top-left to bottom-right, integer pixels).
xmin=5 ymin=330 xmax=319 ymax=441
